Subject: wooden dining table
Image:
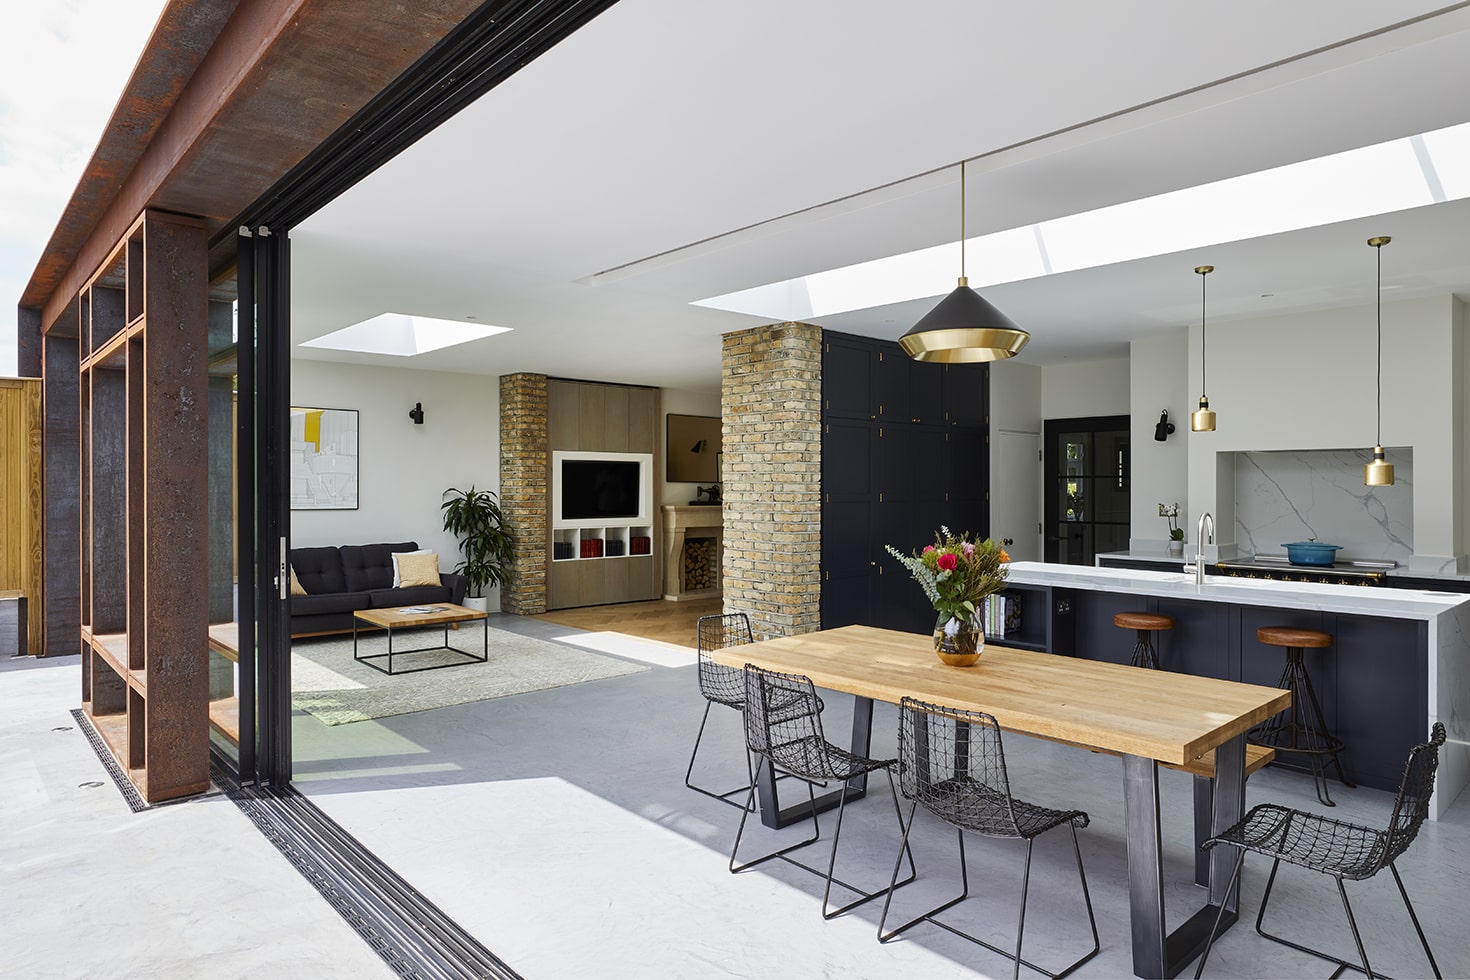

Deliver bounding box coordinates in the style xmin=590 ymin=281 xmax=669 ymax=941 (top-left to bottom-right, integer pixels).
xmin=711 ymin=624 xmax=1291 ymax=980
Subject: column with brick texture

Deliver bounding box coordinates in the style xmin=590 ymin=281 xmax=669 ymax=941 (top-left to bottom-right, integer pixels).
xmin=721 ymin=322 xmax=822 ymax=639
xmin=499 ymin=373 xmax=547 ymax=615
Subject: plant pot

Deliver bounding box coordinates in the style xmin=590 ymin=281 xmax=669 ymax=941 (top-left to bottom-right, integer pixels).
xmin=463 ymin=596 xmax=489 ymax=613
xmin=1168 ymin=539 xmax=1185 ymax=557
xmin=933 ymin=612 xmax=984 ymax=667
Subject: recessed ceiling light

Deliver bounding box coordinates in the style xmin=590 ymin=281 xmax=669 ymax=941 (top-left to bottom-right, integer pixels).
xmin=301 ymin=313 xmax=511 ymax=356
xmin=694 ymin=118 xmax=1470 ymax=321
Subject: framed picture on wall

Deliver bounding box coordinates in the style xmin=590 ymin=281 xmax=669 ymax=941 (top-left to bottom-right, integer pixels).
xmin=666 ymin=414 xmax=721 ymax=483
xmin=290 ymin=406 xmax=359 ymax=510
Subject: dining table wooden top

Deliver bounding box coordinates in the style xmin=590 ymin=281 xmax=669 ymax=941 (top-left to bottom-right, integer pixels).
xmin=712 ymin=624 xmax=1290 ymax=766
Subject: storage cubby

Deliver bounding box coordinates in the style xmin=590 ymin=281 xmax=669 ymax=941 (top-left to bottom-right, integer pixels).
xmin=78 ymin=210 xmax=210 ymax=804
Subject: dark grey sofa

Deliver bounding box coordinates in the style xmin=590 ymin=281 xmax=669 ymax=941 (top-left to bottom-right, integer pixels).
xmin=289 ymin=541 xmax=467 ymax=636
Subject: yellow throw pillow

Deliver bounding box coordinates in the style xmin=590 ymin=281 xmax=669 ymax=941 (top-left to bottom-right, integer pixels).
xmin=395 ymin=552 xmax=441 ymax=588
xmin=289 ymin=566 xmax=307 ymax=596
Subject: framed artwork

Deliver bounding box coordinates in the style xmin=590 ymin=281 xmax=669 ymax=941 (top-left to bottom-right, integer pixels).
xmin=666 ymin=413 xmax=721 ymax=483
xmin=290 ymin=406 xmax=359 ymax=510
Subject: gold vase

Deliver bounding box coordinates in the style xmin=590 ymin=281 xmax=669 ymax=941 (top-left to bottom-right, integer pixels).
xmin=933 ymin=612 xmax=984 ymax=666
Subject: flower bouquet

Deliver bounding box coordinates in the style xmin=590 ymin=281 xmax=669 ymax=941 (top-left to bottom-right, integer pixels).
xmin=886 ymin=527 xmax=1010 ymax=665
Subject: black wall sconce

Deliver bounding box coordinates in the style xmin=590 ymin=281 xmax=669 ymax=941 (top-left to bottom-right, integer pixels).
xmin=1153 ymin=410 xmax=1175 ymax=442
xmin=409 ymin=402 xmax=425 ymax=425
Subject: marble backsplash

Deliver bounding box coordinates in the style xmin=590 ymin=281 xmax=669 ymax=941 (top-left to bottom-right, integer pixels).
xmin=1234 ymin=449 xmax=1414 ymax=563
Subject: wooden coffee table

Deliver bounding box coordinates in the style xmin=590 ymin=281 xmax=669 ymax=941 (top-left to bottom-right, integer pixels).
xmin=352 ymin=603 xmax=489 ymax=675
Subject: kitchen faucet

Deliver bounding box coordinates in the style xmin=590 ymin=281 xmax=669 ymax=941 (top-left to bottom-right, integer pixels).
xmin=1194 ymin=511 xmax=1215 ymax=584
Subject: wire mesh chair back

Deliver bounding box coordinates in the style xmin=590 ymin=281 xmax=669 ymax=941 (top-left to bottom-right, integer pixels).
xmin=696 ymin=613 xmax=754 ymax=708
xmin=742 ymin=665 xmax=834 ymax=780
xmin=897 ymin=696 xmax=1025 ymax=838
xmin=1382 ymin=721 xmax=1446 ymax=866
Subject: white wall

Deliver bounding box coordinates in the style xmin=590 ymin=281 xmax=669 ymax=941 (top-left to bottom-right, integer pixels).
xmin=1129 ymin=333 xmax=1189 ymax=551
xmin=290 ymin=360 xmax=502 ymax=599
xmin=660 ymin=386 xmax=721 ymax=507
xmin=1040 ymin=357 xmax=1130 ymax=420
xmin=1187 ymin=294 xmax=1465 ymax=571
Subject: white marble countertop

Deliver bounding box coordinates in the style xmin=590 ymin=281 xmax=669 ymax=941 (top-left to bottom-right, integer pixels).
xmin=1007 ymin=561 xmax=1470 ymax=619
xmin=1095 ymin=549 xmax=1470 ymax=582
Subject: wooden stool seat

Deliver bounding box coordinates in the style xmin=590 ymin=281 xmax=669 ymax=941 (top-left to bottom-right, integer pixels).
xmin=1257 ymin=625 xmax=1332 ymax=649
xmin=1114 ymin=611 xmax=1175 ymax=632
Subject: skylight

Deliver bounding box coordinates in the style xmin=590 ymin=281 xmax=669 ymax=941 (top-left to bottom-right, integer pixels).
xmin=694 ymin=120 xmax=1470 ymax=321
xmin=300 ymin=313 xmax=511 ymax=356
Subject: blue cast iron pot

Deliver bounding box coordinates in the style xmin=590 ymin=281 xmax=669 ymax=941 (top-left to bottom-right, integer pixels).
xmin=1281 ymin=541 xmax=1342 ymax=566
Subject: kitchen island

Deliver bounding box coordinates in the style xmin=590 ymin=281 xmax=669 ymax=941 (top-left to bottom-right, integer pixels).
xmin=1000 ymin=561 xmax=1470 ymax=817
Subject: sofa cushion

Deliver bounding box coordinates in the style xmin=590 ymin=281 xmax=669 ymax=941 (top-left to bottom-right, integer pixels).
xmin=291 ymin=546 xmax=346 ymax=595
xmin=368 ymin=585 xmax=452 ymax=608
xmin=341 ymin=541 xmax=418 ymax=593
xmin=291 ymin=592 xmax=371 ymax=617
xmin=395 ymin=552 xmax=442 ymax=588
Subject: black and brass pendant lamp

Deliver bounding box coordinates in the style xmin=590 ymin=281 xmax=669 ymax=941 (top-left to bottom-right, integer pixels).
xmin=899 ymin=160 xmax=1029 ymax=362
xmin=1364 ymin=236 xmax=1395 ymax=486
xmin=1190 ymin=264 xmax=1217 ymax=432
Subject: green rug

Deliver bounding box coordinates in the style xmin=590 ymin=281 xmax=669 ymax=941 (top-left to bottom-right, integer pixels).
xmin=291 ymin=625 xmax=649 ymax=725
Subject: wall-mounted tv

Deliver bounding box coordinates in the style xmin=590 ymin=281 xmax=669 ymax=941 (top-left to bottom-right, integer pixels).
xmin=560 ymin=459 xmax=642 ymax=521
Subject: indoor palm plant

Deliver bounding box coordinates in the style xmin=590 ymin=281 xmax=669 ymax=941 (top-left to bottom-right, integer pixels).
xmin=441 ymin=486 xmax=515 ymax=611
xmin=886 ymin=527 xmax=1009 ymax=665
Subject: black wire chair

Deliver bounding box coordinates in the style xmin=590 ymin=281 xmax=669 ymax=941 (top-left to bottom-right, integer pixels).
xmin=878 ymin=697 xmax=1100 ymax=980
xmin=729 ymin=664 xmax=916 ymax=919
xmin=1195 ymin=722 xmax=1446 ymax=980
xmin=684 ymin=613 xmax=758 ymax=808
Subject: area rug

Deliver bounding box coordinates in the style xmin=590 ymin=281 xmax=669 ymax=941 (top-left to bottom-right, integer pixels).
xmin=291 ymin=626 xmax=649 ymax=726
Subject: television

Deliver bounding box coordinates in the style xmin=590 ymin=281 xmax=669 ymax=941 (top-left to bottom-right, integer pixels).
xmin=560 ymin=459 xmax=642 ymax=521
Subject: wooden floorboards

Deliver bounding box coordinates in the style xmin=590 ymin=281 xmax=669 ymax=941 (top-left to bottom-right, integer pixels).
xmin=529 ymin=597 xmax=721 ymax=648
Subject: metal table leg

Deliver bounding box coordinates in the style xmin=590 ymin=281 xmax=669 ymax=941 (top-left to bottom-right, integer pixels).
xmin=756 ymin=694 xmax=873 ymax=830
xmin=1123 ymin=734 xmax=1246 ymax=978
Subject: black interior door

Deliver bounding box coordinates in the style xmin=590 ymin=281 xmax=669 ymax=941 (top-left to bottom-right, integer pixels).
xmin=1044 ymin=416 xmax=1129 ymax=566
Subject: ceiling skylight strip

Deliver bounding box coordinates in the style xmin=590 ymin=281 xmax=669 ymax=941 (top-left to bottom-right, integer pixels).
xmin=694 ymin=119 xmax=1470 ymax=321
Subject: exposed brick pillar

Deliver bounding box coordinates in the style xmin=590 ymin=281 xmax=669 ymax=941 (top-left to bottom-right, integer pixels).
xmin=499 ymin=373 xmax=548 ymax=615
xmin=721 ymin=322 xmax=822 ymax=639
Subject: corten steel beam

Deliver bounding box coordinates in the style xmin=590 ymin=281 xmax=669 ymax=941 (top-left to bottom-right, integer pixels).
xmin=31 ymin=0 xmax=486 ymax=331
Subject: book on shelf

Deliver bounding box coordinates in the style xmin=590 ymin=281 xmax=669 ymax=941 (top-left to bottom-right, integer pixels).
xmin=985 ymin=593 xmax=1021 ymax=638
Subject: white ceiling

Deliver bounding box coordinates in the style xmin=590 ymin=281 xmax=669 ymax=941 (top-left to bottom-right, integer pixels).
xmin=290 ymin=0 xmax=1470 ymax=390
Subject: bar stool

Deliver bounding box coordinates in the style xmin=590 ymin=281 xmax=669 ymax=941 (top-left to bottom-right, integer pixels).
xmin=1249 ymin=626 xmax=1355 ymax=807
xmin=1113 ymin=611 xmax=1174 ymax=670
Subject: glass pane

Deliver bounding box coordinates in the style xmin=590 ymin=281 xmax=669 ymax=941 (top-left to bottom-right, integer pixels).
xmin=1055 ymin=522 xmax=1092 ymax=565
xmin=1060 ymin=476 xmax=1090 ymax=522
xmin=207 ymin=293 xmax=241 ymax=766
xmin=1059 ymin=432 xmax=1089 ymax=477
xmin=1095 ymin=523 xmax=1130 ymax=556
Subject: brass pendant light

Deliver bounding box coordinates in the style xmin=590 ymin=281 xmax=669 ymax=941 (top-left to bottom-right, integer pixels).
xmin=899 ymin=161 xmax=1029 ymax=362
xmin=1365 ymin=236 xmax=1395 ymax=486
xmin=1190 ymin=265 xmax=1217 ymax=432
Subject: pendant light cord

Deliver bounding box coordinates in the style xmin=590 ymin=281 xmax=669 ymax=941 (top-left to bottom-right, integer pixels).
xmin=1200 ymin=270 xmax=1207 ymax=397
xmin=960 ymin=161 xmax=966 ymax=282
xmin=1376 ymin=241 xmax=1383 ymax=446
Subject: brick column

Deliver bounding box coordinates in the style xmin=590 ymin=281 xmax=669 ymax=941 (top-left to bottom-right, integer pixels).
xmin=499 ymin=373 xmax=547 ymax=615
xmin=721 ymin=322 xmax=822 ymax=639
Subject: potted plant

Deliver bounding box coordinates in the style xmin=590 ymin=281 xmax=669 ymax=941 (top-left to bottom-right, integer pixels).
xmin=1159 ymin=502 xmax=1185 ymax=557
xmin=441 ymin=486 xmax=515 ymax=612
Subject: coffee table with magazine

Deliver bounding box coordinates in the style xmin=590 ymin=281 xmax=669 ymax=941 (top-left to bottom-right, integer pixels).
xmin=352 ymin=603 xmax=489 ymax=675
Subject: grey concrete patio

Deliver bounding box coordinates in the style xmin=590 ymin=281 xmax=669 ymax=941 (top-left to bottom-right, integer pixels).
xmin=1 ymin=650 xmax=391 ymax=980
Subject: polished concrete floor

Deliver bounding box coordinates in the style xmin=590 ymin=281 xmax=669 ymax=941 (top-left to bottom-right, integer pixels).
xmin=1 ymin=650 xmax=392 ymax=980
xmin=293 ymin=612 xmax=1470 ymax=979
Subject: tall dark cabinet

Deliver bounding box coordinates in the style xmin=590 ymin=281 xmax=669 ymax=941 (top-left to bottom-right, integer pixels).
xmin=820 ymin=331 xmax=989 ymax=633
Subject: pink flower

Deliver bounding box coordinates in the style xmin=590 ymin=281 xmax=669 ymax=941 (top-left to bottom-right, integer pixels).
xmin=922 ymin=545 xmax=935 ymax=554
xmin=937 ymin=552 xmax=958 ymax=571
xmin=961 ymin=541 xmax=975 ymax=558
